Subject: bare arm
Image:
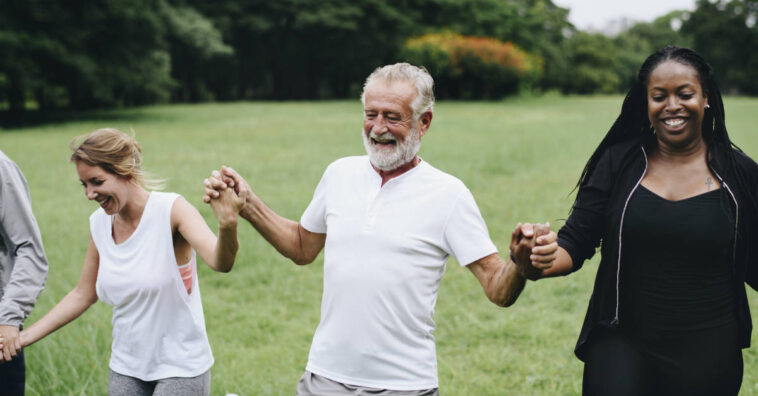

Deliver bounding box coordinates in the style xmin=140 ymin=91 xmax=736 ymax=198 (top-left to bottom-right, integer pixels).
xmin=172 ymin=191 xmax=243 ymax=273
xmin=19 ymin=234 xmax=100 ymax=348
xmin=467 ymin=253 xmax=525 ymax=307
xmin=467 ymin=223 xmax=558 ymax=307
xmin=204 ymin=166 xmax=325 ymax=265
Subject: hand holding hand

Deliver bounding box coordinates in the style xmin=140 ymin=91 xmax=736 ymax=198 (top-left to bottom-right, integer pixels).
xmin=203 ymin=168 xmax=235 ymax=203
xmin=510 ymin=222 xmax=557 ymax=280
xmin=204 ymin=166 xmax=256 ymax=226
xmin=0 ymin=325 xmax=21 ymax=362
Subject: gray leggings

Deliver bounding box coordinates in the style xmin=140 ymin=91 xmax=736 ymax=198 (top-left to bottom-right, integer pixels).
xmin=108 ymin=369 xmax=211 ymax=396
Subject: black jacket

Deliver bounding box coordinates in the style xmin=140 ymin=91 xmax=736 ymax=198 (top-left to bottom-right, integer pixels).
xmin=557 ymin=138 xmax=758 ymax=360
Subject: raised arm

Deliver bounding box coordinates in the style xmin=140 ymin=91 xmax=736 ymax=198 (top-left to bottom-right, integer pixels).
xmin=467 ymin=223 xmax=557 ymax=307
xmin=172 ymin=189 xmax=243 ymax=273
xmin=204 ymin=166 xmax=325 ymax=265
xmin=19 ymin=234 xmax=100 ymax=351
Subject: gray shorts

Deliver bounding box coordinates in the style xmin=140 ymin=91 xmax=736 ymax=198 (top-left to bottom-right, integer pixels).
xmin=296 ymin=370 xmax=440 ymax=396
xmin=108 ymin=369 xmax=211 ymax=396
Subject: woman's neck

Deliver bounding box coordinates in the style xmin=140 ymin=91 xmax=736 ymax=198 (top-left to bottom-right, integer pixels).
xmin=116 ymin=186 xmax=150 ymax=225
xmin=653 ymin=138 xmax=708 ymax=164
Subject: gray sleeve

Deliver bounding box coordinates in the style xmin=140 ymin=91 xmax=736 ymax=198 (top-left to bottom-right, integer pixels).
xmin=0 ymin=157 xmax=49 ymax=327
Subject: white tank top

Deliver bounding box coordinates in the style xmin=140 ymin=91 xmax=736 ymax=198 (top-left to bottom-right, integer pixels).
xmin=91 ymin=191 xmax=213 ymax=381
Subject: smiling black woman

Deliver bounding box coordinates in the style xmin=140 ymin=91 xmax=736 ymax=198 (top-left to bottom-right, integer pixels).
xmin=521 ymin=46 xmax=758 ymax=395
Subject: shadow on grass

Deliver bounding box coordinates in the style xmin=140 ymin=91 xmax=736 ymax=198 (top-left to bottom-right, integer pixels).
xmin=0 ymin=108 xmax=177 ymax=130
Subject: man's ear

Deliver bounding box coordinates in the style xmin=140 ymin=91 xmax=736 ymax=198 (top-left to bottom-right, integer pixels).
xmin=417 ymin=111 xmax=433 ymax=137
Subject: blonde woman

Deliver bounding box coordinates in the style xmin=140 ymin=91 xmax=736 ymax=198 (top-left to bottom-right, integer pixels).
xmin=12 ymin=128 xmax=244 ymax=396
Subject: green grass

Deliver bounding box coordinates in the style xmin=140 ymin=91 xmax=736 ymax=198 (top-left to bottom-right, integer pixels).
xmin=2 ymin=96 xmax=758 ymax=395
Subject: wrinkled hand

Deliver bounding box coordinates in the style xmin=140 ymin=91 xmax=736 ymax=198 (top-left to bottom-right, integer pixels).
xmin=0 ymin=325 xmax=21 ymax=362
xmin=204 ymin=167 xmax=234 ymax=203
xmin=510 ymin=222 xmax=557 ymax=280
xmin=211 ymin=187 xmax=247 ymax=227
xmin=203 ymin=166 xmax=252 ymax=201
xmin=204 ymin=166 xmax=254 ymax=222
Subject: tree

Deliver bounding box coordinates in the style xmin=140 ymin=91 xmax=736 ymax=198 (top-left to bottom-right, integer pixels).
xmin=189 ymin=0 xmax=417 ymax=100
xmin=683 ymin=0 xmax=758 ymax=94
xmin=164 ymin=4 xmax=233 ymax=102
xmin=0 ymin=0 xmax=230 ymax=120
xmin=410 ymin=0 xmax=573 ymax=91
xmin=559 ymin=32 xmax=622 ymax=94
xmin=610 ymin=11 xmax=692 ymax=90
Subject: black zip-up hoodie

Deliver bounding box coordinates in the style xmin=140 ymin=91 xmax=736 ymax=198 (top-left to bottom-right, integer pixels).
xmin=557 ymin=137 xmax=758 ymax=360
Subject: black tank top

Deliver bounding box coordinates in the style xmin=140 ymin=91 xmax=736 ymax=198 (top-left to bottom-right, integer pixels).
xmin=620 ymin=185 xmax=736 ymax=331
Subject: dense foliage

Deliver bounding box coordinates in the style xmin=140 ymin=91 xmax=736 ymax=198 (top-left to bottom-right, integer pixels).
xmin=0 ymin=0 xmax=756 ymax=119
xmin=403 ymin=32 xmax=541 ymax=98
xmin=684 ymin=0 xmax=758 ymax=95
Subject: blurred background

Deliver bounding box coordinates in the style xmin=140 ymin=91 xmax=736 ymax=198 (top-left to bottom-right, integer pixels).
xmin=1 ymin=0 xmax=756 ymax=126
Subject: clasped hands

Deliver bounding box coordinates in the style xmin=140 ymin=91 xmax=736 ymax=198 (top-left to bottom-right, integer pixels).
xmin=0 ymin=324 xmax=22 ymax=363
xmin=510 ymin=222 xmax=558 ymax=280
xmin=202 ymin=166 xmax=249 ymax=224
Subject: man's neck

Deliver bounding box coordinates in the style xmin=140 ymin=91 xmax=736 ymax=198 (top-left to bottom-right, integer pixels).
xmin=372 ymin=156 xmax=420 ymax=186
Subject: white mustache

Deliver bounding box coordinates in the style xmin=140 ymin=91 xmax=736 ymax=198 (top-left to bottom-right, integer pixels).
xmin=369 ymin=131 xmax=397 ymax=143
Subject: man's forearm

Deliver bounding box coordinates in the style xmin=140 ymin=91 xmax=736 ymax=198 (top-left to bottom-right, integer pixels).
xmin=470 ymin=254 xmax=527 ymax=307
xmin=492 ymin=257 xmax=527 ymax=307
xmin=239 ymin=196 xmax=316 ymax=265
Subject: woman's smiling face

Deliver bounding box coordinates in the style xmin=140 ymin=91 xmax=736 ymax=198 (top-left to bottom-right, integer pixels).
xmin=76 ymin=161 xmax=131 ymax=215
xmin=647 ymin=60 xmax=709 ymax=150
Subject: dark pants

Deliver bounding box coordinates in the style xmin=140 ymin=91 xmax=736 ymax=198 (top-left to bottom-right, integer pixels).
xmin=0 ymin=349 xmax=25 ymax=396
xmin=583 ymin=326 xmax=742 ymax=396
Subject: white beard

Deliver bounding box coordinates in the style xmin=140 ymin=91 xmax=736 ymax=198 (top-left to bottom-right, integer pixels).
xmin=362 ymin=126 xmax=421 ymax=171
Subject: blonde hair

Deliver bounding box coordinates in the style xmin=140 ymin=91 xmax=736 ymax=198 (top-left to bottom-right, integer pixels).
xmin=70 ymin=128 xmax=163 ymax=190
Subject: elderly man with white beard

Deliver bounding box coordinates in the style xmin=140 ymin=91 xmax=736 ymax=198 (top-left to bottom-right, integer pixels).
xmin=203 ymin=63 xmax=557 ymax=396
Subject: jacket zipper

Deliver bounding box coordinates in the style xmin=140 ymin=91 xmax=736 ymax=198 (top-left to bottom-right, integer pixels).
xmin=611 ymin=152 xmax=740 ymax=326
xmin=612 ymin=146 xmax=648 ymax=326
xmin=709 ymin=168 xmax=739 ymax=275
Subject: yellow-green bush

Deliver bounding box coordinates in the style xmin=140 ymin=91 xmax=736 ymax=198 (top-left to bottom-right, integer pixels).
xmin=402 ymin=32 xmax=542 ymax=99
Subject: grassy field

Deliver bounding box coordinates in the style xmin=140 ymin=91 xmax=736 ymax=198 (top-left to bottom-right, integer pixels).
xmin=2 ymin=95 xmax=758 ymax=395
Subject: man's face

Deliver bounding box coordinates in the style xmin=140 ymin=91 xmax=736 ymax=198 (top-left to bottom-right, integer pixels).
xmin=362 ymin=79 xmax=427 ymax=171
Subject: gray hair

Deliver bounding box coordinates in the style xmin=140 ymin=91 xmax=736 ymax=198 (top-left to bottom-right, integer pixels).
xmin=360 ymin=63 xmax=435 ymax=121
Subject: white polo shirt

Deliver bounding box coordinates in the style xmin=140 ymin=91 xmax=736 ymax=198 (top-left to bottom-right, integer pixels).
xmin=300 ymin=156 xmax=497 ymax=390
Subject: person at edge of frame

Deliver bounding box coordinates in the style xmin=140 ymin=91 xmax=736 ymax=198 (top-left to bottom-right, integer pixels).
xmin=518 ymin=46 xmax=758 ymax=396
xmin=0 ymin=149 xmax=50 ymax=396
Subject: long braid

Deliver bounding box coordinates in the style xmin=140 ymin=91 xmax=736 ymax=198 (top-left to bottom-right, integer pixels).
xmin=574 ymin=83 xmax=648 ymax=192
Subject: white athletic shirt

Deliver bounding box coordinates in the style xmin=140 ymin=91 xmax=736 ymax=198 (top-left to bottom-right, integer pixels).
xmin=91 ymin=192 xmax=214 ymax=381
xmin=301 ymin=156 xmax=497 ymax=390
